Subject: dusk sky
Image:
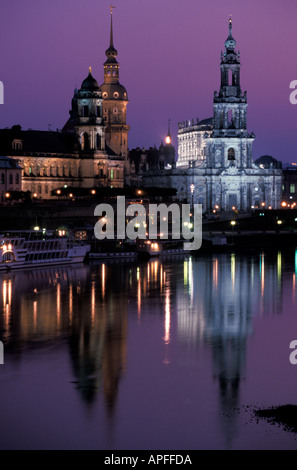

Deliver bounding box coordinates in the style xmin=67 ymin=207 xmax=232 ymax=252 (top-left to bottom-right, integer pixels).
xmin=1 ymin=0 xmax=297 ymax=162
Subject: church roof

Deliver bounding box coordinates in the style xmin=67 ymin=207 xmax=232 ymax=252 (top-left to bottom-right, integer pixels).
xmin=99 ymin=82 xmax=128 ymax=100
xmin=0 ymin=156 xmax=22 ymax=169
xmin=199 ymin=117 xmax=213 ymax=126
xmin=0 ymin=127 xmax=77 ymax=155
xmin=81 ymin=72 xmax=100 ymax=91
xmin=254 ymin=155 xmax=282 ymax=169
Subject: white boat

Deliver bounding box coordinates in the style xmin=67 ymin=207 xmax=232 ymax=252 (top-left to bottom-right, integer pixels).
xmin=0 ymin=230 xmax=90 ymax=271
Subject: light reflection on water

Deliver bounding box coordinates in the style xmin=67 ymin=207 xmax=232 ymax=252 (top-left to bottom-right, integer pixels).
xmin=0 ymin=250 xmax=297 ymax=449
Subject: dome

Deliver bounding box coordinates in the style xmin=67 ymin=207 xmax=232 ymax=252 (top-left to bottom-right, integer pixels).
xmin=105 ymin=44 xmax=118 ymax=61
xmin=81 ymin=72 xmax=100 ymax=91
xmin=225 ymin=36 xmax=236 ymax=50
xmin=254 ymin=155 xmax=282 ymax=169
xmin=99 ymin=82 xmax=128 ymax=101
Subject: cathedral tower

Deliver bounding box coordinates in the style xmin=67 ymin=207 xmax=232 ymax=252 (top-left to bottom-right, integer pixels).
xmin=207 ymin=18 xmax=254 ymax=170
xmin=100 ymin=9 xmax=130 ymax=158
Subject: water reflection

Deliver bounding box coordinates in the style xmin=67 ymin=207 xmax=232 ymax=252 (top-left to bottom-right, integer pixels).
xmin=0 ymin=250 xmax=295 ymax=447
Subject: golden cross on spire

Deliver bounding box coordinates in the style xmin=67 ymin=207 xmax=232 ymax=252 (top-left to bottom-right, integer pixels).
xmin=110 ymin=5 xmax=116 ymax=15
xmin=89 ymin=66 xmax=92 ymax=74
xmin=229 ymin=14 xmax=232 ymax=23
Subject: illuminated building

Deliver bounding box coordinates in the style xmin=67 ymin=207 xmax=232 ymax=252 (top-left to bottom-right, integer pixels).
xmin=144 ymin=19 xmax=282 ymax=212
xmin=0 ymin=11 xmax=127 ymax=198
xmin=99 ymin=8 xmax=130 ymax=163
xmin=0 ymin=156 xmax=22 ymax=200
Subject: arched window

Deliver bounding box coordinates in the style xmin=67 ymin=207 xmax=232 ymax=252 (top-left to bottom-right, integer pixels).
xmin=1 ymin=173 xmax=5 ymax=184
xmin=16 ymin=174 xmax=19 ymax=185
xmin=228 ymin=148 xmax=235 ymax=160
xmin=9 ymin=174 xmax=13 ymax=185
xmin=83 ymin=105 xmax=89 ymax=117
xmin=82 ymin=133 xmax=89 ymax=151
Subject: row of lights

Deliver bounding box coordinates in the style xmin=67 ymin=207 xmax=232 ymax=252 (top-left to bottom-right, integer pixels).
xmin=1 ymin=244 xmax=12 ymax=252
xmin=281 ymin=202 xmax=297 ymax=208
xmin=56 ymin=189 xmax=97 ymax=197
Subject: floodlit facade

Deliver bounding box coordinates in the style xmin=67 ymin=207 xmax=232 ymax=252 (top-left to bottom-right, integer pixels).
xmin=144 ymin=19 xmax=282 ymax=212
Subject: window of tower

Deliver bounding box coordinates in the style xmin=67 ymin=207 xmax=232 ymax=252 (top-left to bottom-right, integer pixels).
xmin=83 ymin=105 xmax=89 ymax=117
xmin=228 ymin=109 xmax=233 ymax=127
xmin=96 ymin=134 xmax=101 ymax=150
xmin=228 ymin=148 xmax=235 ymax=160
xmin=82 ymin=133 xmax=89 ymax=151
xmin=228 ymin=69 xmax=232 ymax=85
xmin=96 ymin=106 xmax=101 ymax=117
xmin=110 ymin=169 xmax=114 ymax=179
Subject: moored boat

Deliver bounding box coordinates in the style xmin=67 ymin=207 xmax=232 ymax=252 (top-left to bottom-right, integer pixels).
xmin=0 ymin=230 xmax=90 ymax=271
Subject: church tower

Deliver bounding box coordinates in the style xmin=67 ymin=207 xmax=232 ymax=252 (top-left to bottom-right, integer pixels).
xmin=207 ymin=18 xmax=254 ymax=170
xmin=70 ymin=68 xmax=105 ymax=152
xmin=99 ymin=9 xmax=130 ymax=159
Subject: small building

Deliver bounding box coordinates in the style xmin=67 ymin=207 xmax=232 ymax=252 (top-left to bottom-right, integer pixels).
xmin=281 ymin=163 xmax=297 ymax=205
xmin=0 ymin=156 xmax=22 ymax=201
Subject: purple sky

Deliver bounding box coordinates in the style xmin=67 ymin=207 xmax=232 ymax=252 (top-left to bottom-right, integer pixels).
xmin=1 ymin=0 xmax=297 ymax=162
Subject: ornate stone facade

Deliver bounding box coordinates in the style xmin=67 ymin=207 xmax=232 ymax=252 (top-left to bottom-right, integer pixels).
xmin=0 ymin=156 xmax=22 ymax=200
xmin=144 ymin=19 xmax=282 ymax=212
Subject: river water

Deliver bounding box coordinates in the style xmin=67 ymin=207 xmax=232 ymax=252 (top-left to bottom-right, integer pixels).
xmin=1 ymin=250 xmax=297 ymax=449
